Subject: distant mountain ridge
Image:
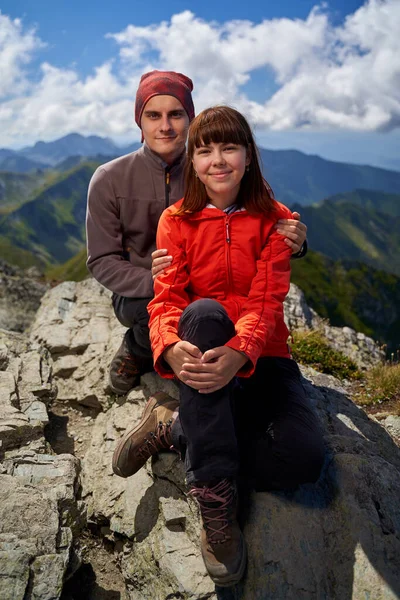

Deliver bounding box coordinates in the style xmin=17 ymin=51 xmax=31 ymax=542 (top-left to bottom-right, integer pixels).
xmin=0 ymin=144 xmax=399 ymax=273
xmin=1 ymin=134 xmax=400 ymax=207
xmin=0 ymin=134 xmax=140 ymax=171
xmin=259 ymin=148 xmax=400 ymax=206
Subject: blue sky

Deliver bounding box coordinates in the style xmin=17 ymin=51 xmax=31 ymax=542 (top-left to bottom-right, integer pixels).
xmin=0 ymin=0 xmax=399 ymax=170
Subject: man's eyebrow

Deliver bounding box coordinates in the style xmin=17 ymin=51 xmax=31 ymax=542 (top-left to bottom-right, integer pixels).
xmin=143 ymin=109 xmax=160 ymax=115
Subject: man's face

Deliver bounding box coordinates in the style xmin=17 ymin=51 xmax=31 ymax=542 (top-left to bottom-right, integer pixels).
xmin=141 ymin=95 xmax=189 ymax=165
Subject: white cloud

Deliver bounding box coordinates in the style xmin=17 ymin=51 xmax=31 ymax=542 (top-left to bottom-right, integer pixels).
xmin=0 ymin=1 xmax=399 ymax=148
xmin=0 ymin=11 xmax=44 ymax=99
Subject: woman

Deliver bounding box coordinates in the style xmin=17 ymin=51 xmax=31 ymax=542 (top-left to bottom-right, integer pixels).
xmin=116 ymin=106 xmax=325 ymax=588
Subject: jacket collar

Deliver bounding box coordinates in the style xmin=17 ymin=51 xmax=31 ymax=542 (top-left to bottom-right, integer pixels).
xmin=142 ymin=142 xmax=187 ymax=172
xmin=177 ymin=205 xmax=248 ymax=221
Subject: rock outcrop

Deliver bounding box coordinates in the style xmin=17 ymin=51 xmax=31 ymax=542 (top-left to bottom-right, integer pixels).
xmin=1 ymin=278 xmax=399 ymax=599
xmin=284 ymin=283 xmax=385 ymax=368
xmin=0 ymin=330 xmax=83 ymax=600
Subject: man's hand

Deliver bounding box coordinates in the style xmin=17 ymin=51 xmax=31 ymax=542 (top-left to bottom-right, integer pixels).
xmin=180 ymin=346 xmax=248 ymax=394
xmin=152 ymin=248 xmax=172 ymax=280
xmin=275 ymin=211 xmax=307 ymax=254
xmin=163 ymin=341 xmax=203 ymax=380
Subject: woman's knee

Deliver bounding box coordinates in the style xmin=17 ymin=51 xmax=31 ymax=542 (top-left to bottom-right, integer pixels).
xmin=178 ymin=299 xmax=235 ymax=350
xmin=181 ymin=298 xmax=227 ymax=321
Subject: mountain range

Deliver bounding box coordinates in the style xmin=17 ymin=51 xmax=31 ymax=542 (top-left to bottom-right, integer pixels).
xmin=1 ymin=134 xmax=400 ymax=206
xmin=0 ymin=134 xmax=140 ymax=171
xmin=258 ymin=148 xmax=400 ymax=206
xmin=292 ymin=190 xmax=400 ymax=276
xmin=0 ymin=139 xmax=399 ymax=274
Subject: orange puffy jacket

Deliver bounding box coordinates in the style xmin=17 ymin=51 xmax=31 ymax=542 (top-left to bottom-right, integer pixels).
xmin=148 ymin=198 xmax=293 ymax=378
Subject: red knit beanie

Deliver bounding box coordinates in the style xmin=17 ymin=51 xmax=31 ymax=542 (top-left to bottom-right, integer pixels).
xmin=135 ymin=70 xmax=195 ymax=135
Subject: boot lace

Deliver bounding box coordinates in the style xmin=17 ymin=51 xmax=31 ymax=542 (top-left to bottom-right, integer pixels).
xmin=117 ymin=353 xmax=139 ymax=377
xmin=136 ymin=419 xmax=174 ymax=461
xmin=189 ymin=479 xmax=235 ymax=544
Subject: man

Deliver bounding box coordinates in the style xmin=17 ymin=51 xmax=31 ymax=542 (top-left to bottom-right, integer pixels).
xmin=86 ymin=70 xmax=307 ymax=396
xmin=86 ymin=71 xmax=312 ymax=587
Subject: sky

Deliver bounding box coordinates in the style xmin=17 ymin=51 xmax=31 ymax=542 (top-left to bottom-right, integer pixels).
xmin=0 ymin=0 xmax=399 ymax=170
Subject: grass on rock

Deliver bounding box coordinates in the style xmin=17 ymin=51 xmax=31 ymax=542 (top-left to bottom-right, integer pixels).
xmin=354 ymin=362 xmax=400 ymax=414
xmin=291 ymin=329 xmax=362 ymax=380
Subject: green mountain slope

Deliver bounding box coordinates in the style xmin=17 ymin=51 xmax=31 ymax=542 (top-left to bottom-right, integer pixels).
xmin=0 ymin=171 xmax=48 ymax=214
xmin=0 ymin=237 xmax=45 ymax=270
xmin=292 ymin=198 xmax=400 ymax=276
xmin=326 ymin=189 xmax=400 ymax=217
xmin=291 ymin=251 xmax=400 ymax=352
xmin=46 ymin=247 xmax=89 ymax=281
xmin=0 ymin=162 xmax=99 ymax=265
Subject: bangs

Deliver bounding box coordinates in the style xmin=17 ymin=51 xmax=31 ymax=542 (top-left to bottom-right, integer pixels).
xmin=189 ymin=107 xmax=250 ymax=150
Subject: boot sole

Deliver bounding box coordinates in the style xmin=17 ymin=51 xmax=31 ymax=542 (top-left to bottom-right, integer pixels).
xmin=208 ymin=536 xmax=247 ymax=588
xmin=112 ymin=392 xmax=175 ymax=478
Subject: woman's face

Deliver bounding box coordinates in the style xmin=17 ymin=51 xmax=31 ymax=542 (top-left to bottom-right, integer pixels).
xmin=192 ymin=141 xmax=250 ymax=206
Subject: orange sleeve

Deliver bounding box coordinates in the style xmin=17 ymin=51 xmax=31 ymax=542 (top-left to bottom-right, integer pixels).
xmin=147 ymin=211 xmax=191 ymax=377
xmin=226 ymin=208 xmax=292 ymax=376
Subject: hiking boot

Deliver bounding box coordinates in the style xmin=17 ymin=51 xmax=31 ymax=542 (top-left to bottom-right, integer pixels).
xmin=109 ymin=331 xmax=147 ymax=395
xmin=112 ymin=392 xmax=179 ymax=478
xmin=190 ymin=479 xmax=247 ymax=587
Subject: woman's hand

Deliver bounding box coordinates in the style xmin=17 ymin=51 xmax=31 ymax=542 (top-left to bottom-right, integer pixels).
xmin=163 ymin=341 xmax=203 ymax=380
xmin=152 ymin=248 xmax=172 ymax=280
xmin=274 ymin=211 xmax=307 ymax=253
xmin=180 ymin=346 xmax=248 ymax=394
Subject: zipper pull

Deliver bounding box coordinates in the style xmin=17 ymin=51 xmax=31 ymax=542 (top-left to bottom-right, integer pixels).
xmin=166 ymin=171 xmax=170 ymax=186
xmin=225 ymin=220 xmax=230 ymax=244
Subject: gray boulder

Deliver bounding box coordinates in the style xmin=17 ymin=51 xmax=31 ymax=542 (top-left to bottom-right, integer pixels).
xmin=19 ymin=279 xmax=400 ymax=599
xmin=29 ymin=279 xmax=125 ymax=411
xmin=79 ymin=366 xmax=400 ymax=600
xmin=0 ymin=329 xmax=83 ymax=600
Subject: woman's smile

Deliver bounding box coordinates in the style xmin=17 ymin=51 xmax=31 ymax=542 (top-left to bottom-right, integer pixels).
xmin=210 ymin=171 xmax=232 ymax=179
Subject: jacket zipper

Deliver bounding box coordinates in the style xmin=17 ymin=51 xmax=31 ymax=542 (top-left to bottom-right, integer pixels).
xmin=225 ymin=213 xmax=245 ymax=315
xmin=225 ymin=215 xmax=233 ymax=291
xmin=165 ymin=168 xmax=171 ymax=209
xmin=225 ymin=220 xmax=231 ymax=244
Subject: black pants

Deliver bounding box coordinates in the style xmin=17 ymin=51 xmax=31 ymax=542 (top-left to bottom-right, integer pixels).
xmin=112 ymin=294 xmax=153 ymax=359
xmin=172 ymin=299 xmax=325 ymax=489
xmin=113 ymin=295 xmax=325 ymax=491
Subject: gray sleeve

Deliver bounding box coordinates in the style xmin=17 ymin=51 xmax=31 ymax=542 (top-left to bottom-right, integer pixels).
xmin=86 ymin=167 xmax=154 ymax=297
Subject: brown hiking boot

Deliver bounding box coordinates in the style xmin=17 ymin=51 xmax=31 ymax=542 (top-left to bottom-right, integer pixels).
xmin=112 ymin=392 xmax=179 ymax=478
xmin=190 ymin=479 xmax=247 ymax=587
xmin=109 ymin=331 xmax=147 ymax=395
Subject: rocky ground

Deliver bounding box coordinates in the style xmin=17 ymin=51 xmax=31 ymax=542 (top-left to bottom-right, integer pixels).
xmin=1 ymin=279 xmax=400 ymax=599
